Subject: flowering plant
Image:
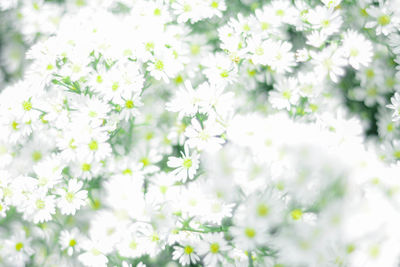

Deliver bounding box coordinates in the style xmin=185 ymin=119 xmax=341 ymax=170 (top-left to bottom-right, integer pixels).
xmin=1 ymin=0 xmax=400 ymax=267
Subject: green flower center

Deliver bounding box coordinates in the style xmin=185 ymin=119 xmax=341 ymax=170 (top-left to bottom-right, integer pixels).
xmin=261 ymin=22 xmax=270 ymax=30
xmin=91 ymin=248 xmax=101 ymax=256
xmin=96 ymin=75 xmax=103 ymax=83
xmin=66 ymin=192 xmax=75 ymax=202
xmin=155 ymin=60 xmax=164 ymax=71
xmin=112 ymin=82 xmax=119 ymax=91
xmin=183 ymin=4 xmax=191 ymax=12
xmin=36 ymin=199 xmax=45 ymax=209
xmin=129 ymin=240 xmax=137 ymax=249
xmin=141 ymin=157 xmax=150 ymax=167
xmin=220 ymin=70 xmax=229 ymax=78
xmin=255 ymin=47 xmax=264 ymax=56
xmin=276 ymin=9 xmax=284 ymax=16
xmin=22 ymin=101 xmax=32 ymax=111
xmin=32 ymin=151 xmax=42 ymax=162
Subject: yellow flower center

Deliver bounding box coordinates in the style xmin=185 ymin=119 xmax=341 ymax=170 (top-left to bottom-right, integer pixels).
xmin=125 ymin=100 xmax=134 ymax=109
xmin=82 ymin=163 xmax=91 ymax=171
xmin=378 ymin=15 xmax=390 ymax=26
xmin=88 ymin=140 xmax=98 ymax=151
xmin=291 ymin=209 xmax=303 ymax=220
xmin=66 ymin=192 xmax=75 ymax=202
xmin=69 ymin=239 xmax=77 ymax=247
xmin=184 ymin=245 xmax=194 ymax=254
xmin=245 ymin=227 xmax=256 ymax=238
xmin=257 ymin=204 xmax=269 ymax=217
xmin=155 ymin=60 xmax=164 ymax=71
xmin=22 ymin=101 xmax=32 ymax=111
xmin=183 ymin=158 xmax=192 ymax=168
xmin=15 ymin=242 xmax=24 ymax=251
xmin=210 ymin=243 xmax=219 ymax=253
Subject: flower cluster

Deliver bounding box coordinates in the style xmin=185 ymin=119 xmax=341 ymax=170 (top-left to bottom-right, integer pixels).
xmin=1 ymin=0 xmax=400 ymax=267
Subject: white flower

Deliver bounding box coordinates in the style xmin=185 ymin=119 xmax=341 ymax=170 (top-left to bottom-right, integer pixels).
xmin=185 ymin=117 xmax=225 ymax=152
xmin=4 ymin=231 xmax=34 ymax=267
xmin=172 ymin=0 xmax=201 ymax=23
xmin=33 ymin=157 xmax=64 ymax=190
xmin=321 ymin=0 xmax=342 ymax=8
xmin=311 ymin=45 xmax=347 ymax=83
xmin=78 ymin=237 xmax=110 ymax=267
xmin=202 ymin=53 xmax=237 ymax=86
xmin=172 ymin=241 xmax=200 ymax=266
xmin=167 ymin=143 xmax=200 ymax=182
xmin=365 ymin=3 xmax=400 ymax=36
xmin=386 ymin=92 xmax=400 ymax=121
xmin=266 ymin=40 xmax=296 ymax=74
xmin=198 ymin=233 xmax=230 ymax=267
xmin=306 ymin=30 xmax=328 ymax=48
xmin=147 ymin=48 xmax=183 ymax=83
xmin=342 ymin=30 xmax=373 ymax=69
xmin=57 ymin=179 xmax=88 ymax=215
xmin=59 ymin=228 xmax=82 ymax=256
xmin=23 ymin=191 xmax=56 ymax=223
xmin=119 ymin=92 xmax=144 ymax=121
xmin=230 ymin=222 xmax=267 ymax=251
xmin=269 ymin=77 xmax=300 ymax=110
xmin=166 ymin=80 xmax=201 ymax=119
xmin=77 ymin=128 xmax=112 ymax=162
xmin=307 ymin=5 xmax=342 ymax=36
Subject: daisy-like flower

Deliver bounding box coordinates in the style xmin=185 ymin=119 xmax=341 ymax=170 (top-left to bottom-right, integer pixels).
xmin=266 ymin=40 xmax=296 ymax=74
xmin=24 ymin=191 xmax=56 ymax=223
xmin=33 ymin=157 xmax=64 ymax=190
xmin=78 ymin=237 xmax=110 ymax=267
xmin=78 ymin=129 xmax=112 ymax=162
xmin=166 ymin=80 xmax=201 ymax=119
xmin=56 ymin=179 xmax=88 ymax=215
xmin=202 ymin=53 xmax=237 ymax=86
xmin=307 ymin=5 xmax=343 ymax=36
xmin=172 ymin=0 xmax=201 ymax=24
xmin=185 ymin=117 xmax=225 ymax=152
xmin=198 ymin=233 xmax=230 ymax=267
xmin=59 ymin=228 xmax=82 ymax=256
xmin=147 ymin=48 xmax=182 ymax=83
xmin=167 ymin=143 xmax=200 ymax=182
xmin=342 ymin=30 xmax=373 ymax=69
xmin=172 ymin=241 xmax=200 ymax=266
xmin=311 ymin=45 xmax=347 ymax=83
xmin=269 ymin=77 xmax=300 ymax=110
xmin=4 ymin=230 xmax=34 ymax=267
xmin=77 ymin=96 xmax=111 ymax=128
xmin=119 ymin=92 xmax=144 ymax=121
xmin=230 ymin=221 xmax=267 ymax=251
xmin=386 ymin=92 xmax=400 ymax=121
xmin=365 ymin=2 xmax=400 ymax=36
xmin=321 ymin=0 xmax=342 ymax=8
